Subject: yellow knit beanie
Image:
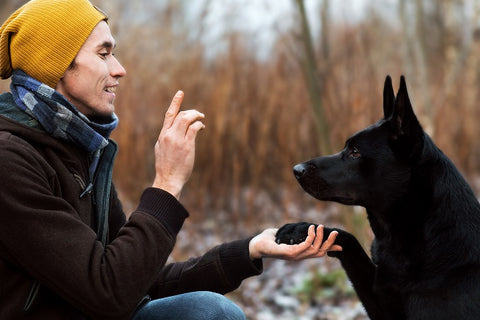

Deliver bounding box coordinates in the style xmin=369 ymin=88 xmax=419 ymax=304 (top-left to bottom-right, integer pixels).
xmin=0 ymin=0 xmax=107 ymax=89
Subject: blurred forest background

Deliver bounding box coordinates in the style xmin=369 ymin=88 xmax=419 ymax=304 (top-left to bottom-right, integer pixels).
xmin=2 ymin=0 xmax=480 ymax=319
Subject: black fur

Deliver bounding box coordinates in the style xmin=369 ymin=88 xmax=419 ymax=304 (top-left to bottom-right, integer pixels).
xmin=276 ymin=76 xmax=480 ymax=319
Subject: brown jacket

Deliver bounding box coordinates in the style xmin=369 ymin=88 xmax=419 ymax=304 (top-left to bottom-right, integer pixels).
xmin=0 ymin=92 xmax=262 ymax=319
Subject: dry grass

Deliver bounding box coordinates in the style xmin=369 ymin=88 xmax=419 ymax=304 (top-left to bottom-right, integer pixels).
xmin=109 ymin=9 xmax=480 ymax=232
xmin=2 ymin=0 xmax=480 ymax=236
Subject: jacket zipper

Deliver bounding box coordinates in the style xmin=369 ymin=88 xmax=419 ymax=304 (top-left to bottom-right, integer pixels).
xmin=23 ymin=280 xmax=41 ymax=313
xmin=73 ymin=172 xmax=93 ymax=198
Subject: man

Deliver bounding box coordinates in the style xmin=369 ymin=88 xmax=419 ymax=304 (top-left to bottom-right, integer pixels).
xmin=0 ymin=1 xmax=341 ymax=319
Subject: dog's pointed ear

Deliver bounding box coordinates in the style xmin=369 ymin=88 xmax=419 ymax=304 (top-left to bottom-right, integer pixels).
xmin=383 ymin=75 xmax=395 ymax=119
xmin=389 ymin=76 xmax=424 ymax=161
xmin=392 ymin=75 xmax=421 ymax=135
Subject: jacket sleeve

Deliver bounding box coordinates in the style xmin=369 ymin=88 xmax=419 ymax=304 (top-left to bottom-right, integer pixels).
xmin=148 ymin=238 xmax=263 ymax=298
xmin=107 ymin=178 xmax=264 ymax=297
xmin=0 ymin=133 xmax=189 ymax=320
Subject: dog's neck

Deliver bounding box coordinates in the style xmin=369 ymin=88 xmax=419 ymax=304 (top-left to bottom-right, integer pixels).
xmin=366 ymin=147 xmax=480 ymax=271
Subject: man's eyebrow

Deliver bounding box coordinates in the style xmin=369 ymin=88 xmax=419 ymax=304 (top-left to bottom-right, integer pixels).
xmin=96 ymin=41 xmax=116 ymax=50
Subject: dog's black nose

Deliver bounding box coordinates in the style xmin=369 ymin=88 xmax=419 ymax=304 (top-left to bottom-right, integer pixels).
xmin=293 ymin=163 xmax=307 ymax=179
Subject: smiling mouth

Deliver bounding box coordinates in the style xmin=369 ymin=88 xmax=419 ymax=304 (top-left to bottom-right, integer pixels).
xmin=105 ymin=86 xmax=116 ymax=93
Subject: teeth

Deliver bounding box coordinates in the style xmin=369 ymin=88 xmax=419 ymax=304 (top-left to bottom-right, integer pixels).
xmin=105 ymin=87 xmax=116 ymax=93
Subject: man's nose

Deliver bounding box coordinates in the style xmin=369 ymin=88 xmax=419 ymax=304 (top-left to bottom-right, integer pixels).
xmin=110 ymin=56 xmax=126 ymax=78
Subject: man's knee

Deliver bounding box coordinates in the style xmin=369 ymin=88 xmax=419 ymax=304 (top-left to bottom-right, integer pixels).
xmin=132 ymin=291 xmax=245 ymax=320
xmin=193 ymin=291 xmax=245 ymax=320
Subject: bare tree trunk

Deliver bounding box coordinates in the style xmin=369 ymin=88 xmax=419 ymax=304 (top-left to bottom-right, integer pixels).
xmin=293 ymin=0 xmax=332 ymax=154
xmin=414 ymin=0 xmax=434 ymax=134
xmin=399 ymin=0 xmax=415 ymax=80
xmin=398 ymin=0 xmax=434 ymax=134
xmin=441 ymin=0 xmax=475 ymax=106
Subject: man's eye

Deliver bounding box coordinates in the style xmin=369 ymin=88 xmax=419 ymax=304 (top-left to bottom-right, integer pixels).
xmin=350 ymin=147 xmax=361 ymax=159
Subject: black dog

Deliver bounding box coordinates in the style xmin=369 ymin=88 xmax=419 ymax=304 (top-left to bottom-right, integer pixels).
xmin=276 ymin=76 xmax=480 ymax=319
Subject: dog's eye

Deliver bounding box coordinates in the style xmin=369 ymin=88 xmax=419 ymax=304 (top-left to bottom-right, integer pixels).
xmin=350 ymin=147 xmax=361 ymax=159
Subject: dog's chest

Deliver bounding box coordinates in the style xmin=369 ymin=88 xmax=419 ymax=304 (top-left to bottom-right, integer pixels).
xmin=371 ymin=239 xmax=421 ymax=288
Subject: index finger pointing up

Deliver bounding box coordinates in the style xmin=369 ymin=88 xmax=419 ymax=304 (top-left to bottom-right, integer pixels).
xmin=163 ymin=90 xmax=184 ymax=129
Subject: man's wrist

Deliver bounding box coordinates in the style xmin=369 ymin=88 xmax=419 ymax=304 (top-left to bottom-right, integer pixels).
xmin=248 ymin=235 xmax=262 ymax=260
xmin=152 ymin=179 xmax=182 ymax=200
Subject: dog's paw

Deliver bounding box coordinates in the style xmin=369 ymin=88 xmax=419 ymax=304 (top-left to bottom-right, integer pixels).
xmin=275 ymin=222 xmax=316 ymax=245
xmin=275 ymin=222 xmax=356 ymax=258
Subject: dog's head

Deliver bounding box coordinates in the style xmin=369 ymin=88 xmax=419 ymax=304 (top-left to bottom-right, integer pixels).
xmin=294 ymin=76 xmax=424 ymax=210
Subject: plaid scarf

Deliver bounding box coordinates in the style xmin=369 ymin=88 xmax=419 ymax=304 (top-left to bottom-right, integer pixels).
xmin=10 ymin=69 xmax=118 ymax=154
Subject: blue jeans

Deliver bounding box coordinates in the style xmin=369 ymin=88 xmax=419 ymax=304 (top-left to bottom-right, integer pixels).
xmin=131 ymin=291 xmax=246 ymax=320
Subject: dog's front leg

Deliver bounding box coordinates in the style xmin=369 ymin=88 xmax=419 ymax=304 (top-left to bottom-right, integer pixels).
xmin=276 ymin=223 xmax=389 ymax=320
xmin=328 ymin=235 xmax=388 ymax=320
